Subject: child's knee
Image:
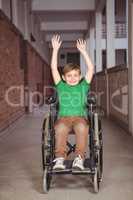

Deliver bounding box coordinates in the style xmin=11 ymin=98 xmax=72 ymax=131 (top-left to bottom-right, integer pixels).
xmin=55 ymin=123 xmax=67 ymax=131
xmin=75 ymin=123 xmax=89 ymax=132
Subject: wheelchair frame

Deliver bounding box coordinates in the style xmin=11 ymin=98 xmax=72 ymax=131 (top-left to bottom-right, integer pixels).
xmin=41 ymin=94 xmax=103 ymax=193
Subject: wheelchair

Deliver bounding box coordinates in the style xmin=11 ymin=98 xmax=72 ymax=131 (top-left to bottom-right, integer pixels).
xmin=41 ymin=92 xmax=103 ymax=193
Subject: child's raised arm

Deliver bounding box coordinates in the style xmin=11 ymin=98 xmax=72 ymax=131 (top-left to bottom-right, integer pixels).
xmin=51 ymin=35 xmax=62 ymax=84
xmin=76 ymin=39 xmax=94 ymax=83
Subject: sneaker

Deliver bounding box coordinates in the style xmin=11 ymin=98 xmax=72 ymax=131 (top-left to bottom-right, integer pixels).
xmin=53 ymin=157 xmax=66 ymax=170
xmin=72 ymin=155 xmax=84 ymax=170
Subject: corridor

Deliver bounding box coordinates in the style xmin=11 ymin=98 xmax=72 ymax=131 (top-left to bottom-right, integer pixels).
xmin=0 ymin=107 xmax=133 ymax=200
xmin=0 ymin=0 xmax=133 ymax=199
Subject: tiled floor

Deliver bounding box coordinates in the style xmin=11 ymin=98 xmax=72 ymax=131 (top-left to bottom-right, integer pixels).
xmin=0 ymin=108 xmax=133 ymax=200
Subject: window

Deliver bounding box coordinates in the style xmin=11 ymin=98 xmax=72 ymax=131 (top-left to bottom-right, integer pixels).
xmin=67 ymin=52 xmax=80 ymax=65
xmin=115 ymin=49 xmax=127 ymax=65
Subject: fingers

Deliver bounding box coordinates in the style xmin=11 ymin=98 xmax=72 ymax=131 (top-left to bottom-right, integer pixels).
xmin=52 ymin=34 xmax=62 ymax=46
xmin=51 ymin=35 xmax=86 ymax=50
xmin=76 ymin=38 xmax=86 ymax=46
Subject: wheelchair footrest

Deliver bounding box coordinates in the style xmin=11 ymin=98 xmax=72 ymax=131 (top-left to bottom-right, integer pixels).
xmin=52 ymin=168 xmax=72 ymax=174
xmin=72 ymin=168 xmax=91 ymax=174
xmin=51 ymin=158 xmax=93 ymax=175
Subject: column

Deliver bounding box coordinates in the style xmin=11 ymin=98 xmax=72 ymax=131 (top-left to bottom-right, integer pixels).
xmin=89 ymin=19 xmax=95 ymax=66
xmin=24 ymin=0 xmax=29 ymax=39
xmin=0 ymin=0 xmax=2 ymax=8
xmin=106 ymin=0 xmax=115 ymax=68
xmin=128 ymin=0 xmax=133 ymax=135
xmin=126 ymin=0 xmax=128 ymax=64
xmin=12 ymin=0 xmax=18 ymax=27
xmin=95 ymin=11 xmax=102 ymax=72
xmin=80 ymin=53 xmax=86 ymax=76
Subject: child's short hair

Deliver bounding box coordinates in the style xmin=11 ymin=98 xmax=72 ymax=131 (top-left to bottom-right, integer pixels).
xmin=62 ymin=63 xmax=81 ymax=75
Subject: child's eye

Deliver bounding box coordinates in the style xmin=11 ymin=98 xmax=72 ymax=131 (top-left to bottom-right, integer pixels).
xmin=74 ymin=74 xmax=78 ymax=77
xmin=67 ymin=74 xmax=72 ymax=78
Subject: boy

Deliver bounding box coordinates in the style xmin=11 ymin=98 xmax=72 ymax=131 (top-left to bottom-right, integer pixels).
xmin=51 ymin=35 xmax=94 ymax=170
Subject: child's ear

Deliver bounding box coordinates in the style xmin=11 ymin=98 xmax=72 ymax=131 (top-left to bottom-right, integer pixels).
xmin=62 ymin=75 xmax=65 ymax=81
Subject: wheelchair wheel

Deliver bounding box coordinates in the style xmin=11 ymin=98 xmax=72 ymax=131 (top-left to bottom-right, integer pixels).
xmin=43 ymin=168 xmax=51 ymax=193
xmin=90 ymin=113 xmax=103 ymax=193
xmin=97 ymin=119 xmax=103 ymax=182
xmin=98 ymin=138 xmax=103 ymax=182
xmin=94 ymin=113 xmax=103 ymax=182
xmin=42 ymin=114 xmax=52 ymax=193
xmin=92 ymin=167 xmax=99 ymax=193
xmin=95 ymin=146 xmax=103 ymax=186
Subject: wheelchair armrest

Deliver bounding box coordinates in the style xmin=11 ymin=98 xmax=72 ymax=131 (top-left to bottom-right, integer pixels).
xmin=46 ymin=96 xmax=57 ymax=104
xmin=87 ymin=95 xmax=97 ymax=105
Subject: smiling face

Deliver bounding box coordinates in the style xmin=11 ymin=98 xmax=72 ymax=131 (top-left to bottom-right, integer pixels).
xmin=62 ymin=69 xmax=81 ymax=86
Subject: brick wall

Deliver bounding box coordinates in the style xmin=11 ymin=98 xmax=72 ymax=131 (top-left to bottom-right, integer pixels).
xmin=0 ymin=10 xmax=53 ymax=132
xmin=91 ymin=66 xmax=128 ymax=130
xmin=0 ymin=11 xmax=25 ymax=132
xmin=91 ymin=72 xmax=107 ymax=115
xmin=44 ymin=64 xmax=55 ymax=99
xmin=26 ymin=43 xmax=45 ymax=111
xmin=108 ymin=67 xmax=128 ymax=128
xmin=26 ymin=42 xmax=54 ymax=111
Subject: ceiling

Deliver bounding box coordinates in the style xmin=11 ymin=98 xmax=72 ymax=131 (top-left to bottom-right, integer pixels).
xmin=31 ymin=0 xmax=101 ymax=49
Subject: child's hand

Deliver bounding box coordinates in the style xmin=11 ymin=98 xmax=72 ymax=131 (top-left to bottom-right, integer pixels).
xmin=51 ymin=35 xmax=62 ymax=51
xmin=76 ymin=39 xmax=87 ymax=54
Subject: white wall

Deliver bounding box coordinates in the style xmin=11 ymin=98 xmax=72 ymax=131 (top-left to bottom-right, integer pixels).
xmin=114 ymin=38 xmax=128 ymax=49
xmin=100 ymin=38 xmax=128 ymax=50
xmin=32 ymin=0 xmax=95 ymax=11
xmin=31 ymin=16 xmax=50 ymax=63
xmin=17 ymin=0 xmax=26 ymax=35
xmin=128 ymin=0 xmax=133 ymax=135
xmin=0 ymin=0 xmax=50 ymax=63
xmin=1 ymin=0 xmax=11 ymax=19
xmin=0 ymin=0 xmax=2 ymax=8
xmin=22 ymin=1 xmax=50 ymax=63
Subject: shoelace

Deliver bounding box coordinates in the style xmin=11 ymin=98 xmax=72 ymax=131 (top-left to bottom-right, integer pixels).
xmin=73 ymin=155 xmax=82 ymax=164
